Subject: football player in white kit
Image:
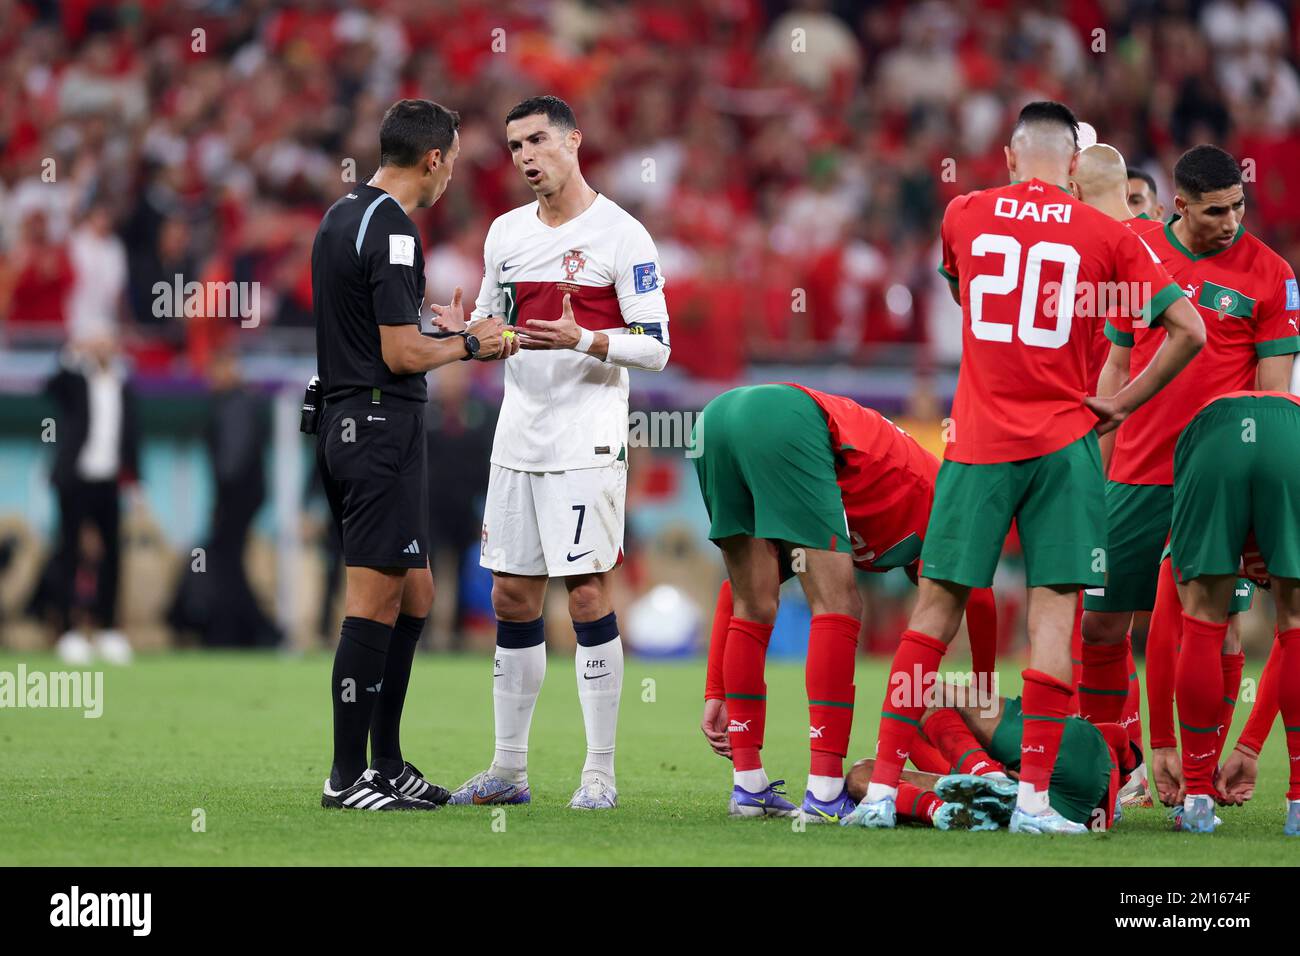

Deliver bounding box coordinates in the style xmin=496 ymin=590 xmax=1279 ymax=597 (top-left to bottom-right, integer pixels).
xmin=436 ymin=96 xmax=671 ymax=809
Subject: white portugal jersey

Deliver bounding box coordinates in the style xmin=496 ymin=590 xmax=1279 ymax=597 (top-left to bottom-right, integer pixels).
xmin=472 ymin=194 xmax=670 ymax=472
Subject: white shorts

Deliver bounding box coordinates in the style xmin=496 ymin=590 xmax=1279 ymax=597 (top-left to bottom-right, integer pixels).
xmin=480 ymin=461 xmax=627 ymax=577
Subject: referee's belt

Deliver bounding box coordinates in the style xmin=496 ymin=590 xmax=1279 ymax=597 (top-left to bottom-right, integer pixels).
xmin=323 ymin=387 xmax=424 ymax=409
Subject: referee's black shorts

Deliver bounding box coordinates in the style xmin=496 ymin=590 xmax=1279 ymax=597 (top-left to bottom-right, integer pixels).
xmin=316 ymin=393 xmax=429 ymax=569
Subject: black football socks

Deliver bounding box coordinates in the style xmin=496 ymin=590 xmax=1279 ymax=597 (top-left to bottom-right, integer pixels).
xmin=330 ymin=616 xmax=391 ymax=789
xmin=370 ymin=612 xmax=425 ymax=778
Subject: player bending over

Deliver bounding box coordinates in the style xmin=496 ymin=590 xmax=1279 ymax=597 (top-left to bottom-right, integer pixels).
xmin=1166 ymin=391 xmax=1300 ymax=835
xmin=693 ymin=383 xmax=997 ymax=823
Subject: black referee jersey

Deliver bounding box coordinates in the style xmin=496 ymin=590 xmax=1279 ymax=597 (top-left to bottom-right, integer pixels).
xmin=311 ymin=183 xmax=430 ymax=569
xmin=312 ymin=183 xmax=427 ymax=403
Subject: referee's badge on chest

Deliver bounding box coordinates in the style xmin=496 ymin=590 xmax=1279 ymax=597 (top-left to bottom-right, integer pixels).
xmin=389 ymin=234 xmax=415 ymax=266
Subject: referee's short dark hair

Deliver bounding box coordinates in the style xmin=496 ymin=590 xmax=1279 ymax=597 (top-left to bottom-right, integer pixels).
xmin=505 ymin=95 xmax=576 ymax=131
xmin=379 ymin=99 xmax=460 ymax=168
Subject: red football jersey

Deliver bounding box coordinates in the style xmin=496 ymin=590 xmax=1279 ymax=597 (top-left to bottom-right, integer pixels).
xmin=939 ymin=180 xmax=1182 ymax=463
xmin=1109 ymin=222 xmax=1300 ymax=486
xmin=784 ymin=384 xmax=937 ymax=573
xmin=1087 ymin=217 xmax=1159 ymax=389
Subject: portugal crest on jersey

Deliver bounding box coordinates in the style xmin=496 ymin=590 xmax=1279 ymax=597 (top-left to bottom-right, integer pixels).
xmin=562 ymin=249 xmax=586 ymax=280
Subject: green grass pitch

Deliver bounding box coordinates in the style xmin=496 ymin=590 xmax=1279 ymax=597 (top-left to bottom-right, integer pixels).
xmin=0 ymin=651 xmax=1295 ymax=866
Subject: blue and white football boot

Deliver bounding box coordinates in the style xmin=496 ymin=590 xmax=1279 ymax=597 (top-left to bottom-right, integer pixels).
xmin=568 ymin=775 xmax=617 ymax=810
xmin=728 ymin=779 xmax=799 ymax=818
xmin=798 ymin=787 xmax=857 ymax=825
xmin=448 ymin=769 xmax=531 ymax=806
xmin=1285 ymin=800 xmax=1300 ymax=836
xmin=840 ymin=793 xmax=895 ymax=829
xmin=931 ymin=799 xmax=998 ymax=831
xmin=935 ymin=773 xmax=1017 ymax=828
xmin=1174 ymin=794 xmax=1219 ymax=833
xmin=1008 ymin=805 xmax=1088 ymax=834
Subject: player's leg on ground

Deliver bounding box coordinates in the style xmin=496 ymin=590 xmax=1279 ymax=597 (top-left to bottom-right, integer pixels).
xmin=369 ymin=563 xmax=431 ymax=778
xmin=718 ymin=536 xmax=781 ymax=795
xmin=795 ymin=546 xmax=862 ymax=810
xmin=1019 ymin=584 xmax=1082 ymax=817
xmin=331 ymin=566 xmax=404 ymax=789
xmin=488 ymin=572 xmax=549 ymax=783
xmin=1173 ymin=575 xmax=1236 ymax=803
xmin=847 ymin=759 xmax=982 ymax=828
xmin=923 ymin=694 xmax=1007 ymax=777
xmin=566 ymin=571 xmax=622 ymax=806
xmin=868 ymin=577 xmax=969 ymax=798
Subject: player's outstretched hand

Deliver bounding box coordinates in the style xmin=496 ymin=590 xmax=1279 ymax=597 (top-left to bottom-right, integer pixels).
xmin=431 ymin=286 xmax=467 ymax=332
xmin=701 ymin=699 xmax=731 ymax=759
xmin=467 ymin=316 xmax=516 ymax=361
xmin=1150 ymin=746 xmax=1185 ymax=807
xmin=516 ymin=293 xmax=582 ymax=350
xmin=1084 ymin=394 xmax=1128 ymax=435
xmin=1216 ymin=745 xmax=1258 ymax=806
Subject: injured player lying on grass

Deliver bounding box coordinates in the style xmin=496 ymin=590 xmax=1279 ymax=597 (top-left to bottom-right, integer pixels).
xmin=838 ymin=683 xmax=1143 ymax=832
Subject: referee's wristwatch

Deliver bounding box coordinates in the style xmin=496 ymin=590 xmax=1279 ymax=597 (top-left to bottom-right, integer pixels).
xmin=458 ymin=330 xmax=480 ymax=361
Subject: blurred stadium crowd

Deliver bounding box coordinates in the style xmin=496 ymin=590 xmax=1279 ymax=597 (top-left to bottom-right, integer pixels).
xmin=5 ymin=0 xmax=1300 ymax=374
xmin=1 ymin=0 xmax=1297 ymax=654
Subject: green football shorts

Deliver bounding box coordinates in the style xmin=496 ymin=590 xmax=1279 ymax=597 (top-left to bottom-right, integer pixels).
xmin=1083 ymin=482 xmax=1171 ymax=612
xmin=920 ymin=433 xmax=1106 ymax=589
xmin=692 ymin=385 xmax=851 ymax=554
xmin=988 ymin=697 xmax=1113 ymax=825
xmin=1172 ymin=394 xmax=1300 ymax=582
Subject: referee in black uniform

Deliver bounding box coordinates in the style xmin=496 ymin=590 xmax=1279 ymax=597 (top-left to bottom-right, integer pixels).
xmin=312 ymin=99 xmax=514 ymax=811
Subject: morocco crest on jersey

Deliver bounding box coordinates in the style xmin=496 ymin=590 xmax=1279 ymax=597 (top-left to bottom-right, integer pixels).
xmin=562 ymin=248 xmax=587 ymax=280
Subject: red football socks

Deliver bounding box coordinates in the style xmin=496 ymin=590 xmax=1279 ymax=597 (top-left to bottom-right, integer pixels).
xmin=704 ymin=581 xmax=733 ymax=703
xmin=1240 ymin=631 xmax=1282 ymax=754
xmin=1080 ymin=637 xmax=1130 ymax=724
xmin=896 ymin=782 xmax=941 ymax=825
xmin=1214 ymin=651 xmax=1245 ymax=763
xmin=1276 ymin=628 xmax=1300 ymax=801
xmin=1176 ymin=613 xmax=1229 ymax=796
xmin=871 ymin=630 xmax=948 ymax=788
xmin=924 ymin=707 xmax=1005 ymax=776
xmin=1145 ymin=559 xmax=1182 ymax=750
xmin=1122 ymin=644 xmax=1144 ymax=752
xmin=806 ymin=613 xmax=860 ymax=778
xmin=723 ymin=617 xmax=773 ymax=772
xmin=907 ymin=735 xmax=952 ymax=774
xmin=1019 ymin=669 xmax=1075 ymax=792
xmin=1070 ymin=593 xmax=1084 ymax=710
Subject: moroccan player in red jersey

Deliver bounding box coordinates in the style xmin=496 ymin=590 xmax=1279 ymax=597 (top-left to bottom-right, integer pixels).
xmin=1086 ymin=147 xmax=1300 ymax=807
xmin=692 ymin=383 xmax=998 ymax=822
xmin=847 ymin=102 xmax=1204 ymax=835
xmin=1165 ymin=391 xmax=1300 ymax=834
xmin=1064 ymin=143 xmax=1160 ymax=803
